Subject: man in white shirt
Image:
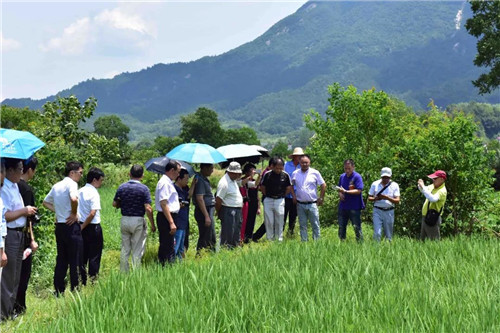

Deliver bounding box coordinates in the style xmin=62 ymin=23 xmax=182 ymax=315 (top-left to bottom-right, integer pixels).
xmin=78 ymin=167 xmax=104 ymax=284
xmin=368 ymin=167 xmax=400 ymax=242
xmin=1 ymin=158 xmax=37 ymax=319
xmin=155 ymin=160 xmax=180 ymax=265
xmin=216 ymin=162 xmax=244 ymax=249
xmin=0 ymin=161 xmax=7 ymax=273
xmin=43 ymin=161 xmax=83 ymax=295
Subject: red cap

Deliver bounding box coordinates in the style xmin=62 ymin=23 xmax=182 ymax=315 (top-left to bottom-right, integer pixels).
xmin=427 ymin=170 xmax=447 ymax=180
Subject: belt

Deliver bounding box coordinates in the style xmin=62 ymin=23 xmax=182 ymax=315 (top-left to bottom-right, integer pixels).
xmin=374 ymin=206 xmax=394 ymax=211
xmin=297 ymin=200 xmax=317 ymax=205
xmin=267 ymin=196 xmax=284 ymax=199
xmin=7 ymin=227 xmax=26 ymax=232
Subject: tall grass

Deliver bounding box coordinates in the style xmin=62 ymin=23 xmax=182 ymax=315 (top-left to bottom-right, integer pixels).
xmin=12 ymin=235 xmax=500 ymax=332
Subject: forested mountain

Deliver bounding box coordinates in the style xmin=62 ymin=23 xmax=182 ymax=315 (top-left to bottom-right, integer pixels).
xmin=3 ymin=1 xmax=499 ymax=135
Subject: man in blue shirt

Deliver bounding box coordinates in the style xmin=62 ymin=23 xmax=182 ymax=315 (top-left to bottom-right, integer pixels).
xmin=337 ymin=159 xmax=365 ymax=242
xmin=113 ymin=165 xmax=155 ymax=272
xmin=284 ymin=147 xmax=303 ymax=236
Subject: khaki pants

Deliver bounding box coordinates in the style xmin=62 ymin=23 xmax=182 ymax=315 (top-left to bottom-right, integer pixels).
xmin=120 ymin=216 xmax=147 ymax=272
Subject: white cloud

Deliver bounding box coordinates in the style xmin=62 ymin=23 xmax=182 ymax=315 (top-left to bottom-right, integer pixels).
xmin=39 ymin=17 xmax=91 ymax=55
xmin=95 ymin=8 xmax=154 ymax=37
xmin=1 ymin=32 xmax=22 ymax=52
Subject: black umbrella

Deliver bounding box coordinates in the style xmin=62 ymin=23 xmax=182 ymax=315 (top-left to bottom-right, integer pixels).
xmin=145 ymin=156 xmax=195 ymax=177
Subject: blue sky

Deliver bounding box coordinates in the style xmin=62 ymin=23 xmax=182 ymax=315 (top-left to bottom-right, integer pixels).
xmin=1 ymin=1 xmax=306 ymax=101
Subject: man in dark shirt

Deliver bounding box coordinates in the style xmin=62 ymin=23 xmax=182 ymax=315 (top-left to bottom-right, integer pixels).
xmin=13 ymin=157 xmax=38 ymax=316
xmin=261 ymin=157 xmax=292 ymax=241
xmin=113 ymin=165 xmax=155 ymax=272
xmin=193 ymin=164 xmax=216 ymax=254
xmin=174 ymin=169 xmax=196 ymax=259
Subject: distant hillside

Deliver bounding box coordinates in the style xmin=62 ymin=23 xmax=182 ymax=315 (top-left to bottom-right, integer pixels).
xmin=4 ymin=1 xmax=499 ymax=136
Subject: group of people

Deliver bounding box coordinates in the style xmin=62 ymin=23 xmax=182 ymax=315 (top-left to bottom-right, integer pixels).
xmin=0 ymin=147 xmax=447 ymax=320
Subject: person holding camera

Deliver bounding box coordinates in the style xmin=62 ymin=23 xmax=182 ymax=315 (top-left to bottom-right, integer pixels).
xmin=13 ymin=157 xmax=39 ymax=316
xmin=1 ymin=158 xmax=37 ymax=320
xmin=418 ymin=170 xmax=447 ymax=241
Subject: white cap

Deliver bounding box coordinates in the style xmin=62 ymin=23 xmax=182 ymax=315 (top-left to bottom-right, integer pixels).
xmin=381 ymin=167 xmax=392 ymax=178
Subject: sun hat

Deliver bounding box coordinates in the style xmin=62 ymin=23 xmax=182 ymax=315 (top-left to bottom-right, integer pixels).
xmin=427 ymin=170 xmax=447 ymax=180
xmin=380 ymin=167 xmax=392 ymax=178
xmin=288 ymin=147 xmax=305 ymax=158
xmin=227 ymin=161 xmax=242 ymax=174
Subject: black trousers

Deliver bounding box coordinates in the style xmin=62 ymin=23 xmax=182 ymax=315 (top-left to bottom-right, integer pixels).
xmin=81 ymin=224 xmax=103 ymax=285
xmin=13 ymin=245 xmax=32 ymax=314
xmin=252 ymin=223 xmax=266 ymax=241
xmin=54 ymin=223 xmax=84 ymax=295
xmin=157 ymin=212 xmax=175 ymax=265
xmin=194 ymin=206 xmax=216 ymax=253
xmin=244 ymin=201 xmax=259 ymax=242
xmin=284 ymin=198 xmax=298 ymax=233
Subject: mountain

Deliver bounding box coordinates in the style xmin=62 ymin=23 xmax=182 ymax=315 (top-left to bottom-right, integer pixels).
xmin=3 ymin=1 xmax=499 ymax=136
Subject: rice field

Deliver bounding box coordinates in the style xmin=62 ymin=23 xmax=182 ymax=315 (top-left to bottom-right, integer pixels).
xmin=9 ymin=234 xmax=500 ymax=332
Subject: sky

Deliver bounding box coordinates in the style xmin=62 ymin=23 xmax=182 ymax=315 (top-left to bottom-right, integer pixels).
xmin=1 ymin=0 xmax=307 ymax=101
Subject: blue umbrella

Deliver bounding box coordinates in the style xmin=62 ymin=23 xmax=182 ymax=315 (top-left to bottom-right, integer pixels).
xmin=166 ymin=143 xmax=227 ymax=164
xmin=145 ymin=156 xmax=195 ymax=177
xmin=0 ymin=128 xmax=45 ymax=159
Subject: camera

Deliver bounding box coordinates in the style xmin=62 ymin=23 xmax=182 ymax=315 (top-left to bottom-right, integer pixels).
xmin=29 ymin=213 xmax=41 ymax=225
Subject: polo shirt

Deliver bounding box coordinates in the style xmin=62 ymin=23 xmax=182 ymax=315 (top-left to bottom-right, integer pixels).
xmin=216 ymin=173 xmax=243 ymax=208
xmin=1 ymin=178 xmax=27 ymax=228
xmin=338 ymin=171 xmax=365 ymax=210
xmin=193 ymin=173 xmax=215 ymax=208
xmin=261 ymin=171 xmax=291 ymax=198
xmin=368 ymin=180 xmax=400 ymax=209
xmin=44 ymin=177 xmax=79 ymax=223
xmin=174 ymin=184 xmax=189 ymax=230
xmin=114 ymin=180 xmax=152 ymax=217
xmin=78 ymin=183 xmax=101 ymax=224
xmin=284 ymin=160 xmax=301 ymax=199
xmin=292 ymin=167 xmax=325 ymax=202
xmin=155 ymin=175 xmax=180 ymax=214
xmin=421 ymin=183 xmax=447 ymax=216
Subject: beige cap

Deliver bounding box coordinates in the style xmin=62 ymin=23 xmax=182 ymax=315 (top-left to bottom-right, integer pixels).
xmin=288 ymin=147 xmax=305 ymax=158
xmin=227 ymin=161 xmax=242 ymax=174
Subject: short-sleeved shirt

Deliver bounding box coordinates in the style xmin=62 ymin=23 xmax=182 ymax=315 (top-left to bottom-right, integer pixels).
xmin=216 ymin=173 xmax=243 ymax=208
xmin=292 ymin=167 xmax=325 ymax=202
xmin=338 ymin=171 xmax=365 ymax=210
xmin=369 ymin=180 xmax=400 ymax=209
xmin=44 ymin=177 xmax=79 ymax=223
xmin=0 ymin=197 xmax=7 ymax=247
xmin=284 ymin=160 xmax=301 ymax=199
xmin=262 ymin=171 xmax=291 ymax=198
xmin=193 ymin=173 xmax=215 ymax=208
xmin=114 ymin=180 xmax=152 ymax=217
xmin=2 ymin=178 xmax=27 ymax=228
xmin=174 ymin=185 xmax=189 ymax=230
xmin=421 ymin=184 xmax=447 ymax=216
xmin=78 ymin=183 xmax=101 ymax=224
xmin=18 ymin=179 xmax=35 ymax=207
xmin=155 ymin=175 xmax=180 ymax=214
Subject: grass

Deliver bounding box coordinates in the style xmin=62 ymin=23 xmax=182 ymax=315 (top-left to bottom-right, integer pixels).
xmin=3 ymin=185 xmax=500 ymax=332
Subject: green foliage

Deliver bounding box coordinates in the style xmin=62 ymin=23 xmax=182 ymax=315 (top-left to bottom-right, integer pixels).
xmin=180 ymin=107 xmax=225 ymax=147
xmin=306 ymin=83 xmax=495 ymax=237
xmin=269 ymin=140 xmax=290 ymax=159
xmin=446 ymin=101 xmax=500 ymax=138
xmin=94 ymin=115 xmax=130 ymax=145
xmin=465 ymin=0 xmax=500 ymax=95
xmin=223 ymin=127 xmax=260 ymax=145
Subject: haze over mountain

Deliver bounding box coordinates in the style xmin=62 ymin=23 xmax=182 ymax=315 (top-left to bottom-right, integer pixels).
xmin=4 ymin=1 xmax=499 ymax=136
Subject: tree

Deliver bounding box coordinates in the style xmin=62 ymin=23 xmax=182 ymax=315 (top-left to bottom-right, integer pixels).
xmin=465 ymin=1 xmax=500 ymax=95
xmin=270 ymin=140 xmax=290 ymax=159
xmin=223 ymin=127 xmax=260 ymax=145
xmin=94 ymin=115 xmax=130 ymax=145
xmin=180 ymin=107 xmax=225 ymax=147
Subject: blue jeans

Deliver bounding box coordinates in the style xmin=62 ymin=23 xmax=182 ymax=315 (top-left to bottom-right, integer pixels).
xmin=372 ymin=208 xmax=394 ymax=242
xmin=338 ymin=209 xmax=363 ymax=241
xmin=174 ymin=229 xmax=186 ymax=260
xmin=297 ymin=203 xmax=320 ymax=241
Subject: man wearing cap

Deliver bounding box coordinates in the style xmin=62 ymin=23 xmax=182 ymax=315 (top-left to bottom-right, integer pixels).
xmin=291 ymin=155 xmax=326 ymax=242
xmin=284 ymin=147 xmax=303 ymax=236
xmin=216 ymin=162 xmax=244 ymax=249
xmin=368 ymin=167 xmax=400 ymax=242
xmin=337 ymin=159 xmax=365 ymax=242
xmin=418 ymin=170 xmax=447 ymax=240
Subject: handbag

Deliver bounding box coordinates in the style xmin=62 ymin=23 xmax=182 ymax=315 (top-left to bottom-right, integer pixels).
xmin=424 ymin=201 xmax=443 ymax=226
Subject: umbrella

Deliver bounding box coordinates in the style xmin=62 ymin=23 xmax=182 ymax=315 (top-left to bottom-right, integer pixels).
xmin=250 ymin=144 xmax=270 ymax=158
xmin=145 ymin=156 xmax=195 ymax=177
xmin=166 ymin=143 xmax=227 ymax=164
xmin=217 ymin=144 xmax=265 ymax=168
xmin=0 ymin=128 xmax=45 ymax=159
